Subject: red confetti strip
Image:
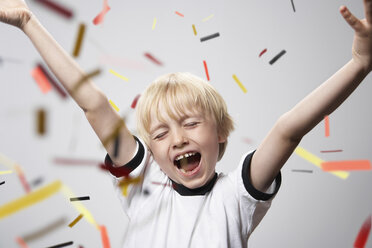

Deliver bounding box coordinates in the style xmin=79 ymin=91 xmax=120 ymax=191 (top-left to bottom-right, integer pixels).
xmin=15 ymin=166 xmax=31 ymax=193
xmin=34 ymin=0 xmax=73 ymax=19
xmin=259 ymin=48 xmax=267 ymax=57
xmin=321 ymin=160 xmax=371 ymax=172
xmin=324 ymin=115 xmax=330 ymax=137
xmin=203 ymin=60 xmax=210 ymax=81
xmin=144 ymin=53 xmax=163 ymax=66
xmin=354 ymin=215 xmax=371 ymax=248
xmin=93 ymin=0 xmax=111 ymax=25
xmin=175 ymin=11 xmax=184 ymax=17
xmin=15 ymin=237 xmax=29 ymax=248
xmin=37 ymin=63 xmax=67 ymax=98
xmin=99 ymin=225 xmax=111 ymax=248
xmin=131 ymin=94 xmax=141 ymax=109
xmin=31 ymin=66 xmax=52 ymax=94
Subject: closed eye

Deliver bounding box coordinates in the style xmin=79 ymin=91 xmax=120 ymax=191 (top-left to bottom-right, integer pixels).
xmin=185 ymin=122 xmax=199 ymax=127
xmin=153 ymin=131 xmax=167 ymax=140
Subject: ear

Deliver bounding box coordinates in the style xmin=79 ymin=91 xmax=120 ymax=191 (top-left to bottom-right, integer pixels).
xmin=218 ymin=133 xmax=227 ymax=143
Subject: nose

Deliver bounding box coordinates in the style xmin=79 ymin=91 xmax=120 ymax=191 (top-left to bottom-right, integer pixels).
xmin=172 ymin=129 xmax=188 ymax=149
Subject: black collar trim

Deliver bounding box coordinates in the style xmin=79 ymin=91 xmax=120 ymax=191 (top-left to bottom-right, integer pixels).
xmin=170 ymin=173 xmax=218 ymax=196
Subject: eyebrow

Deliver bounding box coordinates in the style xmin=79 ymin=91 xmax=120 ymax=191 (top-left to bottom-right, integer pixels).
xmin=149 ymin=114 xmax=201 ymax=135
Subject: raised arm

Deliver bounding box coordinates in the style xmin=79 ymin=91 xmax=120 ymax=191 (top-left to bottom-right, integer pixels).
xmin=0 ymin=0 xmax=136 ymax=166
xmin=250 ymin=0 xmax=372 ymax=192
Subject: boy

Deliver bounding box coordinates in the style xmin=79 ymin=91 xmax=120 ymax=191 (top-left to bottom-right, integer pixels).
xmin=1 ymin=0 xmax=372 ymax=247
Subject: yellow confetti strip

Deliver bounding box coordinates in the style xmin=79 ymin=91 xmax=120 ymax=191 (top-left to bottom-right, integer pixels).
xmin=109 ymin=100 xmax=120 ymax=112
xmin=0 ymin=170 xmax=13 ymax=175
xmin=61 ymin=186 xmax=99 ymax=229
xmin=68 ymin=213 xmax=84 ymax=228
xmin=232 ymin=74 xmax=247 ymax=93
xmin=119 ymin=176 xmax=142 ymax=196
xmin=109 ymin=69 xmax=129 ymax=82
xmin=152 ymin=18 xmax=157 ymax=30
xmin=294 ymin=146 xmax=349 ymax=179
xmin=192 ymin=24 xmax=197 ymax=36
xmin=0 ymin=181 xmax=62 ymax=219
xmin=202 ymin=14 xmax=214 ymax=22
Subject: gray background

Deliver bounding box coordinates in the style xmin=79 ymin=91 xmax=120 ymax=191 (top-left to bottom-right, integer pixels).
xmin=1 ymin=0 xmax=372 ymax=247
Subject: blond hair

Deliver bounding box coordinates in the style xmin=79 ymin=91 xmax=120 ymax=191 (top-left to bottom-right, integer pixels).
xmin=136 ymin=72 xmax=234 ymax=161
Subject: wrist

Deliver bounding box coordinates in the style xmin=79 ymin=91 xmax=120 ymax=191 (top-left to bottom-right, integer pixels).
xmin=22 ymin=12 xmax=39 ymax=35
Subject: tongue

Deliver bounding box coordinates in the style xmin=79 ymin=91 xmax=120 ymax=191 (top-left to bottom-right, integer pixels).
xmin=180 ymin=156 xmax=199 ymax=172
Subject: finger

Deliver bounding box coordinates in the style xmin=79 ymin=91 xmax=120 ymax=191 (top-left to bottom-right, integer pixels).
xmin=340 ymin=6 xmax=364 ymax=33
xmin=364 ymin=0 xmax=372 ymax=24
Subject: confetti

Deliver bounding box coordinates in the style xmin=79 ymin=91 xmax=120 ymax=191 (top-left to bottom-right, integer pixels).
xmin=93 ymin=0 xmax=111 ymax=25
xmin=14 ymin=165 xmax=31 ymax=193
xmin=200 ymin=32 xmax=220 ymax=42
xmin=131 ymin=94 xmax=140 ymax=109
xmin=291 ymin=0 xmax=296 ymax=12
xmin=291 ymin=169 xmax=313 ymax=173
xmin=294 ymin=146 xmax=349 ymax=179
xmin=324 ymin=115 xmax=330 ymax=137
xmin=37 ymin=63 xmax=67 ymax=98
xmin=119 ymin=176 xmax=142 ymax=196
xmin=54 ymin=157 xmax=101 ymax=165
xmin=99 ymin=225 xmax=111 ymax=248
xmin=152 ymin=18 xmax=157 ymax=30
xmin=15 ymin=237 xmax=29 ymax=248
xmin=269 ymin=50 xmax=286 ymax=65
xmin=36 ymin=108 xmax=46 ymax=135
xmin=34 ymin=0 xmax=73 ymax=19
xmin=321 ymin=160 xmax=371 ymax=172
xmin=192 ymin=24 xmax=197 ymax=36
xmin=71 ymin=68 xmax=101 ymax=94
xmin=0 ymin=181 xmax=62 ymax=219
xmin=44 ymin=241 xmax=73 ymax=248
xmin=202 ymin=14 xmax=214 ymax=22
xmin=259 ymin=48 xmax=267 ymax=57
xmin=109 ymin=100 xmax=120 ymax=112
xmin=354 ymin=215 xmax=371 ymax=248
xmin=30 ymin=176 xmax=44 ymax=187
xmin=73 ymin=23 xmax=86 ymax=58
xmin=109 ymin=69 xmax=129 ymax=81
xmin=232 ymin=74 xmax=247 ymax=93
xmin=70 ymin=196 xmax=90 ymax=202
xmin=144 ymin=52 xmax=163 ymax=66
xmin=31 ymin=66 xmax=52 ymax=94
xmin=23 ymin=217 xmax=67 ymax=242
xmin=203 ymin=60 xmax=210 ymax=81
xmin=0 ymin=181 xmax=4 ymax=185
xmin=175 ymin=11 xmax=184 ymax=17
xmin=320 ymin=149 xmax=343 ymax=153
xmin=113 ymin=135 xmax=120 ymax=158
xmin=0 ymin=170 xmax=12 ymax=175
xmin=68 ymin=213 xmax=84 ymax=228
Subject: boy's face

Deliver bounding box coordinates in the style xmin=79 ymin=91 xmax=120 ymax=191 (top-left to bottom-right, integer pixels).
xmin=149 ymin=104 xmax=225 ymax=189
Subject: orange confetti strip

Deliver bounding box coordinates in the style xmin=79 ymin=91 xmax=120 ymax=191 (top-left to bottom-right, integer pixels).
xmin=324 ymin=115 xmax=330 ymax=137
xmin=93 ymin=0 xmax=111 ymax=25
xmin=321 ymin=160 xmax=371 ymax=172
xmin=15 ymin=237 xmax=29 ymax=248
xmin=31 ymin=66 xmax=52 ymax=94
xmin=203 ymin=60 xmax=210 ymax=81
xmin=99 ymin=225 xmax=111 ymax=248
xmin=14 ymin=165 xmax=31 ymax=194
xmin=175 ymin=11 xmax=184 ymax=17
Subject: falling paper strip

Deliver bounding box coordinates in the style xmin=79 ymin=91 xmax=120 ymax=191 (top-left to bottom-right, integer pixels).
xmin=144 ymin=53 xmax=163 ymax=66
xmin=36 ymin=108 xmax=46 ymax=135
xmin=354 ymin=215 xmax=371 ymax=248
xmin=34 ymin=0 xmax=73 ymax=19
xmin=203 ymin=60 xmax=210 ymax=81
xmin=44 ymin=241 xmax=73 ymax=248
xmin=37 ymin=63 xmax=67 ymax=98
xmin=70 ymin=196 xmax=90 ymax=201
xmin=73 ymin=23 xmax=86 ymax=58
xmin=175 ymin=11 xmax=184 ymax=17
xmin=100 ymin=225 xmax=111 ymax=248
xmin=31 ymin=66 xmax=52 ymax=94
xmin=321 ymin=160 xmax=371 ymax=171
xmin=324 ymin=115 xmax=330 ymax=137
xmin=192 ymin=24 xmax=197 ymax=36
xmin=232 ymin=74 xmax=247 ymax=93
xmin=93 ymin=0 xmax=111 ymax=25
xmin=109 ymin=100 xmax=120 ymax=112
xmin=269 ymin=50 xmax=286 ymax=65
xmin=68 ymin=213 xmax=84 ymax=228
xmin=152 ymin=18 xmax=157 ymax=30
xmin=131 ymin=94 xmax=140 ymax=109
xmin=109 ymin=69 xmax=129 ymax=81
xmin=259 ymin=48 xmax=267 ymax=57
xmin=200 ymin=32 xmax=220 ymax=42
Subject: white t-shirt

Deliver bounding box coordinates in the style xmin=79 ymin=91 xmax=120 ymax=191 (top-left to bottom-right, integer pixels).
xmin=104 ymin=137 xmax=281 ymax=248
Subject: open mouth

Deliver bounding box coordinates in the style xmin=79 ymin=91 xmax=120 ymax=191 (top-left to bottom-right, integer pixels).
xmin=174 ymin=152 xmax=201 ymax=174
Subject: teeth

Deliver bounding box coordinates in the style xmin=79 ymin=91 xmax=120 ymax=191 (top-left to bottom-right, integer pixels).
xmin=175 ymin=152 xmax=196 ymax=161
xmin=180 ymin=168 xmax=187 ymax=173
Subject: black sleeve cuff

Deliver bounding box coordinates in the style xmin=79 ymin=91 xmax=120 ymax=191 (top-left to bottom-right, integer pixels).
xmin=241 ymin=150 xmax=282 ymax=201
xmin=103 ymin=136 xmax=145 ymax=178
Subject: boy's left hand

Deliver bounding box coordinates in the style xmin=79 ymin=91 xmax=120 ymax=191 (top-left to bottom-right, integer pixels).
xmin=341 ymin=0 xmax=372 ymax=72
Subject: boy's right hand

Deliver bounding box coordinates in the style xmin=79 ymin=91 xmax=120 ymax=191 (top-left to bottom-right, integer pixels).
xmin=0 ymin=0 xmax=32 ymax=29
